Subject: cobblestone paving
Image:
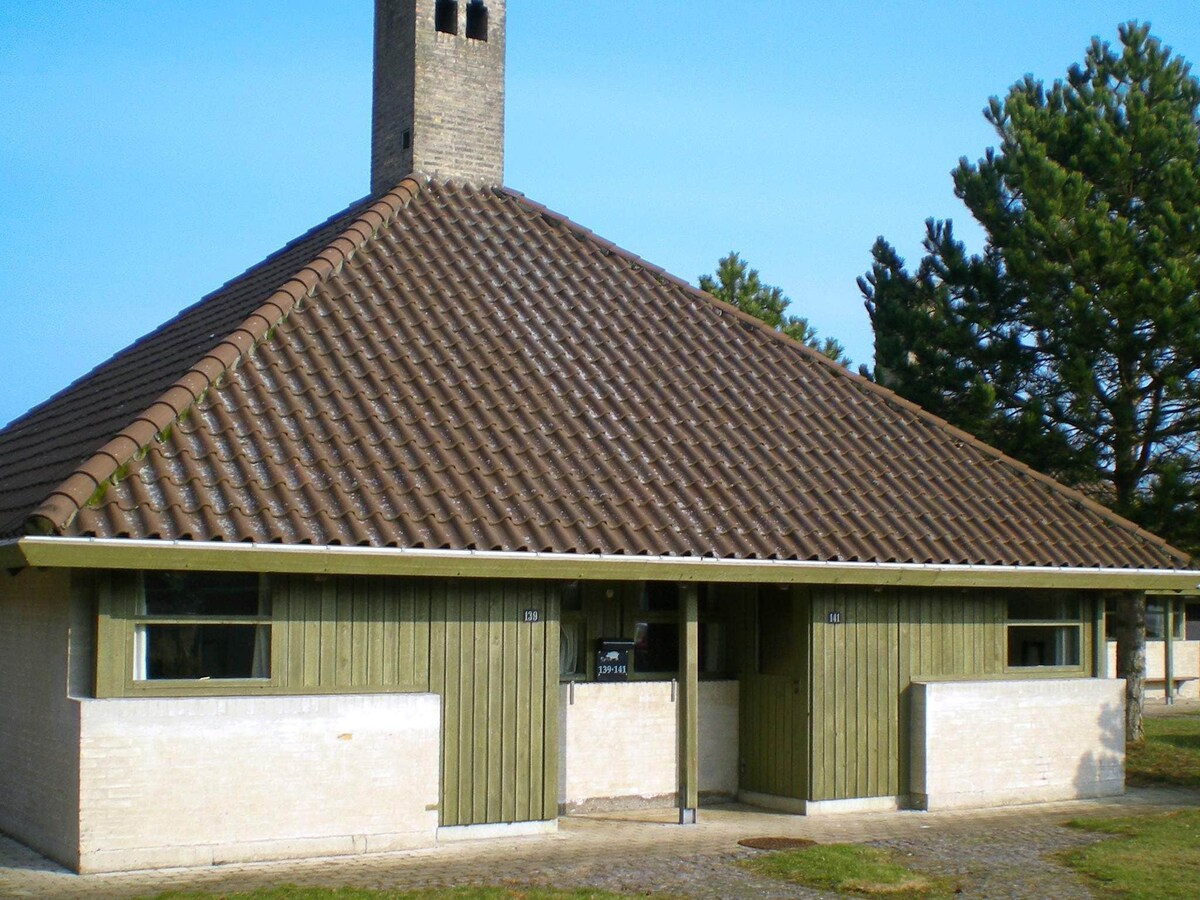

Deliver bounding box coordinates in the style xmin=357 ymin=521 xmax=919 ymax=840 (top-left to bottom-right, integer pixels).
xmin=1 ymin=787 xmax=1196 ymax=899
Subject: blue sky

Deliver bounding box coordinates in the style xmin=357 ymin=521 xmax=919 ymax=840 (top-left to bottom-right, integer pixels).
xmin=2 ymin=1 xmax=1199 ymax=428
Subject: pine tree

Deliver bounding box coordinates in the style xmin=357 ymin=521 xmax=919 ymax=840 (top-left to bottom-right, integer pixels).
xmin=859 ymin=22 xmax=1200 ymax=741
xmin=701 ymin=253 xmax=848 ymax=364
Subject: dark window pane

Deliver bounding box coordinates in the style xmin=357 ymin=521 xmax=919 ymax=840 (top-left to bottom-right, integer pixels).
xmin=465 ymin=1 xmax=488 ymax=40
xmin=561 ymin=580 xmax=582 ymax=613
xmin=140 ymin=624 xmax=269 ymax=680
xmin=144 ymin=571 xmax=263 ymax=617
xmin=560 ymin=619 xmax=585 ymax=677
xmin=1007 ymin=625 xmax=1080 ymax=667
xmin=1145 ymin=601 xmax=1183 ymax=640
xmin=639 ymin=582 xmax=679 ymax=613
xmin=634 ymin=622 xmax=678 ymax=673
xmin=435 ymin=0 xmax=457 ymax=34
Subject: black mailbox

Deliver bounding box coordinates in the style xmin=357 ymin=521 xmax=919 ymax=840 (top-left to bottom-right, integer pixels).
xmin=595 ymin=638 xmax=635 ymax=682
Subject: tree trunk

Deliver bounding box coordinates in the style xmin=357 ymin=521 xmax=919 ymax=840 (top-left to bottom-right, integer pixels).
xmin=1111 ymin=591 xmax=1147 ymax=743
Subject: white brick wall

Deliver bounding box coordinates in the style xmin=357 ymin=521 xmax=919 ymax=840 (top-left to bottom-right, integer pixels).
xmin=1107 ymin=640 xmax=1200 ymax=700
xmin=911 ymin=678 xmax=1124 ymax=811
xmin=76 ymin=693 xmax=440 ymax=872
xmin=558 ymin=681 xmax=737 ymax=811
xmin=0 ymin=568 xmax=82 ymax=870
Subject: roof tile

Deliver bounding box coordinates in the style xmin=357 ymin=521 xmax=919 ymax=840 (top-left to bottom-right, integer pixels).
xmin=2 ymin=180 xmax=1191 ymax=571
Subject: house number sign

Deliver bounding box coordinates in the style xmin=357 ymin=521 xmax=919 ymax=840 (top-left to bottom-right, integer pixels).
xmin=523 ymin=609 xmax=540 ymax=623
xmin=827 ymin=611 xmax=843 ymax=624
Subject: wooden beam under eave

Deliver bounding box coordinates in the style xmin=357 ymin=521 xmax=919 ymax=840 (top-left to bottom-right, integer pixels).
xmin=0 ymin=541 xmax=24 ymax=571
xmin=13 ymin=537 xmax=1200 ymax=592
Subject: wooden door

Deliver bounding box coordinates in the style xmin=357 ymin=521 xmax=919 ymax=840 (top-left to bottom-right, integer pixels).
xmin=429 ymin=579 xmax=559 ymax=827
xmin=738 ymin=585 xmax=808 ymax=799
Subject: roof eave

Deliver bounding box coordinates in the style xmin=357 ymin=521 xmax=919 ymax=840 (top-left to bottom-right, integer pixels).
xmin=8 ymin=536 xmax=1199 ymax=593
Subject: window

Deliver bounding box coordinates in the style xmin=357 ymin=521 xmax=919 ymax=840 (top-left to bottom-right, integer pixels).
xmin=1104 ymin=597 xmax=1187 ymax=641
xmin=1006 ymin=596 xmax=1082 ymax=668
xmin=1146 ymin=598 xmax=1185 ymax=640
xmin=435 ymin=0 xmax=458 ymax=35
xmin=559 ymin=580 xmax=585 ymax=678
xmin=134 ymin=572 xmax=270 ymax=681
xmin=465 ymin=1 xmax=488 ymax=41
xmin=631 ymin=583 xmax=725 ymax=677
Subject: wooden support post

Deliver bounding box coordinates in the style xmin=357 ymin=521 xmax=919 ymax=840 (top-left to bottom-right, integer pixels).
xmin=677 ymin=582 xmax=699 ymax=824
xmin=1165 ymin=597 xmax=1176 ymax=705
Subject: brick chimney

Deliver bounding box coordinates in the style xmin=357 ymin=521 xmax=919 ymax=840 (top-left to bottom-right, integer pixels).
xmin=371 ymin=0 xmax=506 ymax=193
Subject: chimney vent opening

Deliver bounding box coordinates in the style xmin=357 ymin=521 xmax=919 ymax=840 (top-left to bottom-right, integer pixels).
xmin=435 ymin=0 xmax=458 ymax=35
xmin=466 ymin=1 xmax=489 ymax=41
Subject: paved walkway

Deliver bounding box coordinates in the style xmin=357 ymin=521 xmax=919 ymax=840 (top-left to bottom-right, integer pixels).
xmin=1 ymin=785 xmax=1197 ymax=899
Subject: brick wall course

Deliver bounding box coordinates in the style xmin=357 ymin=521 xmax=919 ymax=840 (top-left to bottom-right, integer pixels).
xmin=1107 ymin=639 xmax=1200 ymax=699
xmin=76 ymin=693 xmax=440 ymax=872
xmin=373 ymin=0 xmax=505 ymax=192
xmin=558 ymin=681 xmax=738 ymax=812
xmin=911 ymin=678 xmax=1125 ymax=810
xmin=0 ymin=568 xmax=82 ymax=870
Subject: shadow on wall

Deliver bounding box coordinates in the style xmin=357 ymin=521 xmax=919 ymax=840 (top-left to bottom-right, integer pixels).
xmin=1074 ymin=698 xmax=1125 ymax=796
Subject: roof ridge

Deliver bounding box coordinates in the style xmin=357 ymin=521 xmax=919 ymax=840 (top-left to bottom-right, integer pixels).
xmin=501 ymin=187 xmax=1192 ymax=569
xmin=25 ymin=177 xmax=428 ymax=536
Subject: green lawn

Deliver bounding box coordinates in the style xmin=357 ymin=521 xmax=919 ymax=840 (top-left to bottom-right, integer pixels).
xmin=738 ymin=843 xmax=958 ymax=897
xmin=1126 ymin=711 xmax=1200 ymax=788
xmin=145 ymin=889 xmax=669 ymax=900
xmin=1064 ymin=809 xmax=1200 ymax=899
xmin=1062 ymin=710 xmax=1200 ymax=897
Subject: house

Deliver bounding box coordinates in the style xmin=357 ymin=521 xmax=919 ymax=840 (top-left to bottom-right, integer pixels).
xmin=1 ymin=0 xmax=1197 ymax=875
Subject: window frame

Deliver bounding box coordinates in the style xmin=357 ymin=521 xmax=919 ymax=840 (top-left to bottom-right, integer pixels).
xmin=1145 ymin=597 xmax=1185 ymax=641
xmin=97 ymin=570 xmax=278 ymax=697
xmin=627 ymin=583 xmax=728 ymax=681
xmin=556 ymin=581 xmax=731 ymax=683
xmin=1005 ymin=595 xmax=1085 ymax=672
xmin=559 ymin=580 xmax=587 ymax=680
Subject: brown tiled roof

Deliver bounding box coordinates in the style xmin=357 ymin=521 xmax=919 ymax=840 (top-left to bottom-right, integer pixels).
xmin=0 ymin=193 xmax=382 ymax=537
xmin=1 ymin=179 xmax=1191 ymax=570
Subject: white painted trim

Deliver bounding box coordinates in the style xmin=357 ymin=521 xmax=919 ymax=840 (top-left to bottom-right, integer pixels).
xmin=437 ymin=819 xmax=557 ymax=842
xmin=9 ymin=536 xmax=1200 ymax=590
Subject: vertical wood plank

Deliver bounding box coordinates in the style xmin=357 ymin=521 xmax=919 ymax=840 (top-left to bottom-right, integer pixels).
xmin=432 ymin=580 xmax=451 ymax=830
xmin=501 ymin=581 xmax=519 ymax=823
xmin=541 ymin=582 xmax=560 ymax=821
xmin=526 ymin=581 xmax=545 ymax=823
xmin=271 ymin=575 xmax=289 ymax=689
xmin=458 ymin=583 xmax=477 ymax=825
xmin=515 ymin=581 xmax=533 ymax=823
xmin=485 ymin=586 xmax=505 ymax=822
xmin=678 ymin=582 xmax=700 ymax=821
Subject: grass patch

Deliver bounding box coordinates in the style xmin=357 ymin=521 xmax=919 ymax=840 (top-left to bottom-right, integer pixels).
xmin=143 ymin=889 xmax=661 ymax=900
xmin=1064 ymin=809 xmax=1200 ymax=898
xmin=1127 ymin=711 xmax=1200 ymax=788
xmin=739 ymin=843 xmax=957 ymax=897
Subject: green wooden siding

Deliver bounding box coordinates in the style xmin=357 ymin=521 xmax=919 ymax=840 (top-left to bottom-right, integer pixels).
xmin=96 ymin=573 xmax=432 ymax=696
xmin=273 ymin=575 xmax=430 ymax=691
xmin=806 ymin=587 xmax=1093 ymax=802
xmin=737 ymin=585 xmax=808 ymax=799
xmin=429 ymin=579 xmax=559 ymax=827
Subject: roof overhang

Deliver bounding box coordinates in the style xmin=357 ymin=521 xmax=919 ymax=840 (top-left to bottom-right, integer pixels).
xmin=4 ymin=536 xmax=1199 ymax=592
